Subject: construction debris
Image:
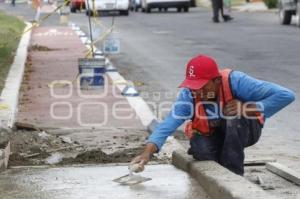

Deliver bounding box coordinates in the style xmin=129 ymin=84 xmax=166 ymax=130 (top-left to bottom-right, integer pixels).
xmin=59 ymin=136 xmax=73 ymax=144
xmin=45 ymin=152 xmax=64 ymax=165
xmin=15 ymin=122 xmax=40 ymax=131
xmin=244 ymin=158 xmax=277 ymax=166
xmin=256 ymin=175 xmax=264 ymax=185
xmin=266 ymin=162 xmax=300 ymax=186
xmin=38 ymin=131 xmax=50 ymax=140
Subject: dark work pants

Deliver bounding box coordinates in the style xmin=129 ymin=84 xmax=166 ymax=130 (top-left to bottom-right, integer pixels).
xmin=211 ymin=0 xmax=223 ymax=20
xmin=188 ymin=118 xmax=262 ymax=175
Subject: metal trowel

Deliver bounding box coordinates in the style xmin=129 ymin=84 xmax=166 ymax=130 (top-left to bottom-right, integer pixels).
xmin=113 ymin=164 xmax=152 ymax=186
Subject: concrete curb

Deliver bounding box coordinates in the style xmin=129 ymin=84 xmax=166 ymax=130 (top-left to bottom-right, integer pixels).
xmin=172 ymin=150 xmax=279 ymax=199
xmin=0 ymin=22 xmax=32 ymax=129
xmin=0 ymin=141 xmax=10 ymax=171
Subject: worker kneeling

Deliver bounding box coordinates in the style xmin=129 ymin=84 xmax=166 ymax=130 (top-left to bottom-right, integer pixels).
xmin=132 ymin=55 xmax=295 ymax=175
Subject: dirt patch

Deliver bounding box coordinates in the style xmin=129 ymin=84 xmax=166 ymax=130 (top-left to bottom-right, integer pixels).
xmin=49 ymin=128 xmax=150 ymax=155
xmin=29 ymin=44 xmax=56 ymax=52
xmin=18 ymin=55 xmax=38 ymax=110
xmin=19 ymin=56 xmax=32 ymax=98
xmin=6 ymin=130 xmax=81 ymax=166
xmin=2 ymin=128 xmax=166 ymax=166
xmin=61 ymin=147 xmax=145 ymax=164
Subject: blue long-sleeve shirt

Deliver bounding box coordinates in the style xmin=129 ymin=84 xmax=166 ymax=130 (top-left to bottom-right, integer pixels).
xmin=148 ymin=71 xmax=295 ymax=151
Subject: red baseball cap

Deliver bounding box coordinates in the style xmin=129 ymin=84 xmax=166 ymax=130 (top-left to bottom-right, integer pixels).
xmin=179 ymin=55 xmax=220 ymax=90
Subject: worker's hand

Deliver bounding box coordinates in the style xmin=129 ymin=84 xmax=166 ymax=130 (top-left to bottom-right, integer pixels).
xmin=130 ymin=152 xmax=151 ymax=173
xmin=223 ymin=99 xmax=243 ymax=116
xmin=130 ymin=143 xmax=157 ymax=173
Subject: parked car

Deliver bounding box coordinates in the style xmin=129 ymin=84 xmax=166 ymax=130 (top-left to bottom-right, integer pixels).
xmin=70 ymin=0 xmax=86 ymax=13
xmin=140 ymin=0 xmax=190 ymax=13
xmin=278 ymin=0 xmax=300 ymax=26
xmin=85 ymin=0 xmax=130 ymax=15
xmin=129 ymin=0 xmax=142 ymax=11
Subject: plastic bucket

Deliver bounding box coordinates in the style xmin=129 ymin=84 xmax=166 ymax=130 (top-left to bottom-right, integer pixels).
xmin=78 ymin=58 xmax=106 ymax=90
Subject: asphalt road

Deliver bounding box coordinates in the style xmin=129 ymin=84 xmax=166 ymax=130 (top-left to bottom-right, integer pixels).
xmin=1 ymin=2 xmax=300 ymax=171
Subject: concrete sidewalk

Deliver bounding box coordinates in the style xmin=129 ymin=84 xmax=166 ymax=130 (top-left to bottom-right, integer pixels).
xmin=17 ymin=26 xmax=144 ymax=130
xmin=0 ymin=164 xmax=210 ymax=199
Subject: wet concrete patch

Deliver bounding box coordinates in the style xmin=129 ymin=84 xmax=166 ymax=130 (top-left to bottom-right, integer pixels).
xmin=0 ymin=164 xmax=211 ymax=199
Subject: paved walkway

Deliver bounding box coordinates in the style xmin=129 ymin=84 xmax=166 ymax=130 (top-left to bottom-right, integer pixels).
xmin=17 ymin=26 xmax=144 ymax=129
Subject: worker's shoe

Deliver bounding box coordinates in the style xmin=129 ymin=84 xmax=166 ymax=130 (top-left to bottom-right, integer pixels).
xmin=223 ymin=15 xmax=233 ymax=22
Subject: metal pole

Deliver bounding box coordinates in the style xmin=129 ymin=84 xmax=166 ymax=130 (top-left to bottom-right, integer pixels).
xmin=86 ymin=0 xmax=94 ymax=57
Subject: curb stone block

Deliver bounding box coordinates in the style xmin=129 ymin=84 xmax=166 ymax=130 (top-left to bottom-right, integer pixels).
xmin=172 ymin=150 xmax=279 ymax=199
xmin=172 ymin=150 xmax=193 ymax=171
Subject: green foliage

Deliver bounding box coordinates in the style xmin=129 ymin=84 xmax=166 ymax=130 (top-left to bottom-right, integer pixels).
xmin=0 ymin=11 xmax=25 ymax=93
xmin=263 ymin=0 xmax=278 ymax=9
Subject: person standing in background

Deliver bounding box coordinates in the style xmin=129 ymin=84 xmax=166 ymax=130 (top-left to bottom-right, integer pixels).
xmin=11 ymin=0 xmax=16 ymax=7
xmin=211 ymin=0 xmax=233 ymax=23
xmin=32 ymin=0 xmax=41 ymax=22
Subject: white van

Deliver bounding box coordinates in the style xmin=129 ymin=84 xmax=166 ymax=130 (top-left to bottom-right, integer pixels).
xmin=85 ymin=0 xmax=130 ymax=16
xmin=141 ymin=0 xmax=190 ymax=13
